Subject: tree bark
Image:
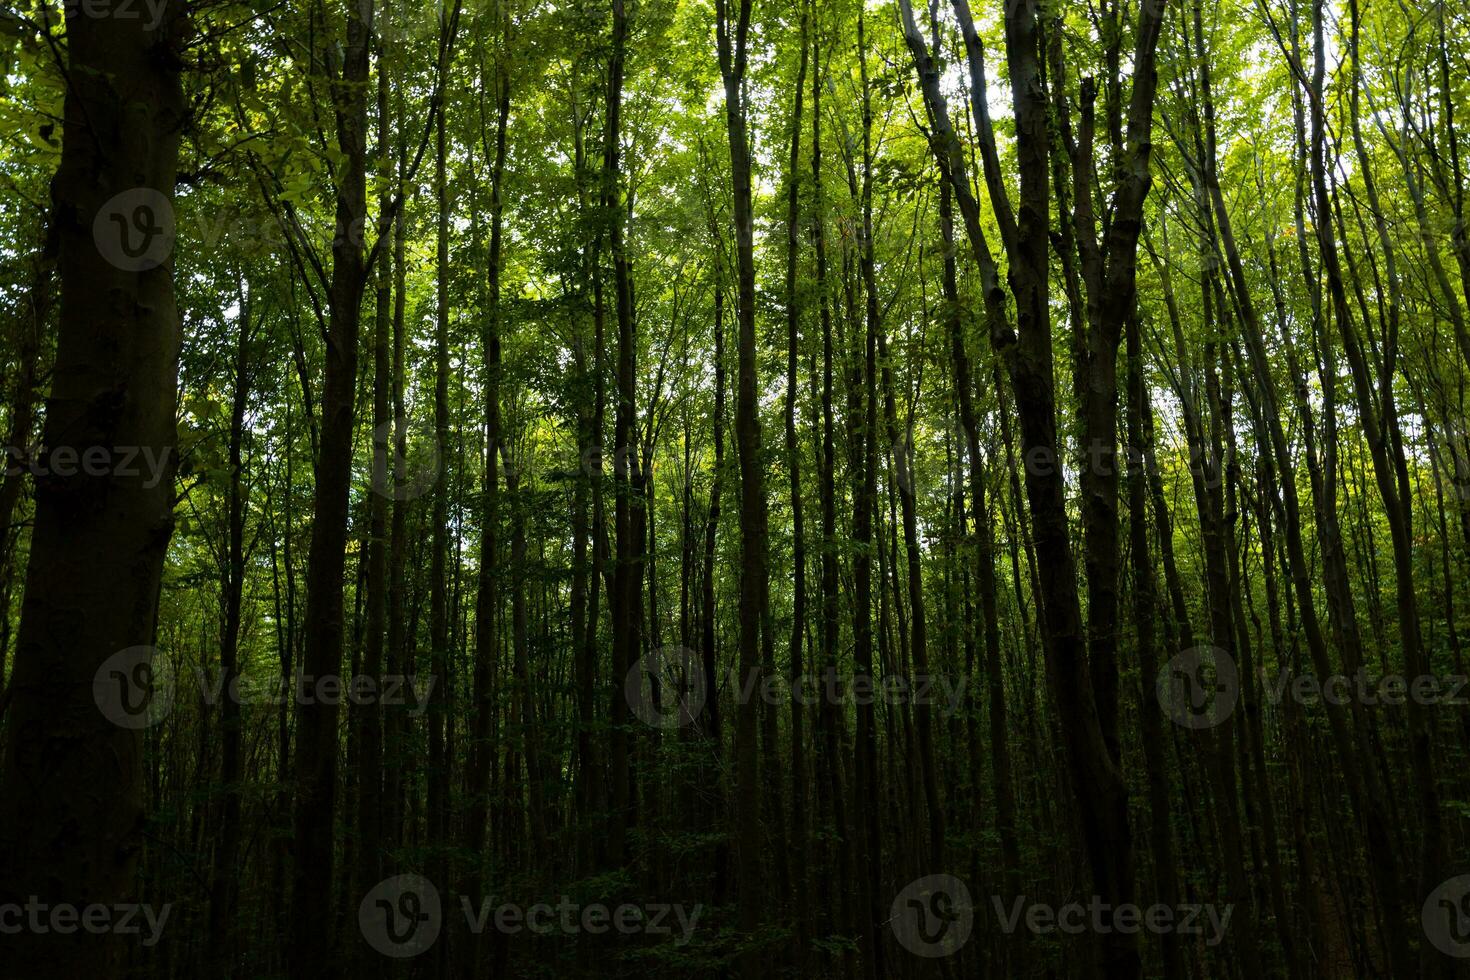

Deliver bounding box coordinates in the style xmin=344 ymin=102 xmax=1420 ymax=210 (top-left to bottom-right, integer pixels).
xmin=0 ymin=2 xmax=185 ymax=973
xmin=716 ymin=0 xmax=768 ymax=971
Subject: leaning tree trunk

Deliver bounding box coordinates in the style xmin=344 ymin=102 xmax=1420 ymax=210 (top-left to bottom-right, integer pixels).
xmin=1306 ymin=0 xmax=1442 ymax=952
xmin=897 ymin=1 xmax=1141 ymax=973
xmin=0 ymin=217 xmax=49 ymax=717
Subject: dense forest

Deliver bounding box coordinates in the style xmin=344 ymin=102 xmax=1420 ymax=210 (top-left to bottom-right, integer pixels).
xmin=1 ymin=0 xmax=1469 ymax=975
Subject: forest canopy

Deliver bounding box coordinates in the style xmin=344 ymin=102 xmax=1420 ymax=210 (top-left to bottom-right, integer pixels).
xmin=1 ymin=0 xmax=1469 ymax=976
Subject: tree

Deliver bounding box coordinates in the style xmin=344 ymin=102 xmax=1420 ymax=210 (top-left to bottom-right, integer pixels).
xmin=0 ymin=1 xmax=186 ymax=973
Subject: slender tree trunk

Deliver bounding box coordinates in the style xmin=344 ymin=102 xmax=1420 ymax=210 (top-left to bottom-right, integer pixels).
xmin=695 ymin=276 xmax=729 ymax=904
xmin=782 ymin=10 xmax=812 ymax=963
xmin=897 ymin=7 xmax=1140 ymax=971
xmin=0 ymin=218 xmax=49 ymax=722
xmin=1124 ymin=312 xmax=1185 ymax=980
xmin=940 ymin=172 xmax=1020 ymax=923
xmin=460 ymin=19 xmax=509 ymax=974
xmin=717 ymin=0 xmax=768 ymax=970
xmin=425 ymin=19 xmax=457 ymax=974
xmin=849 ymin=14 xmax=883 ymax=974
xmin=606 ymin=0 xmax=641 ymax=871
xmin=384 ymin=119 xmax=411 ymax=858
xmin=811 ymin=16 xmax=857 ymax=968
xmin=1305 ymin=0 xmax=1442 ymax=954
xmin=355 ymin=19 xmax=394 ymax=934
xmin=208 ymin=287 xmax=254 ymax=973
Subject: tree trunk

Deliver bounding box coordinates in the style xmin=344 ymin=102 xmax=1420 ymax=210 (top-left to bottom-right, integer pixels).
xmin=606 ymin=0 xmax=641 ymax=870
xmin=0 ymin=2 xmax=185 ymax=973
xmin=782 ymin=9 xmax=812 ymax=963
xmin=460 ymin=18 xmax=510 ymax=974
xmin=717 ymin=0 xmax=768 ymax=971
xmin=290 ymin=0 xmax=372 ymax=969
xmin=208 ymin=284 xmax=254 ymax=973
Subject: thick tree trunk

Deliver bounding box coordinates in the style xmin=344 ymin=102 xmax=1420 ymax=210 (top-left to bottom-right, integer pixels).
xmin=0 ymin=2 xmax=185 ymax=974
